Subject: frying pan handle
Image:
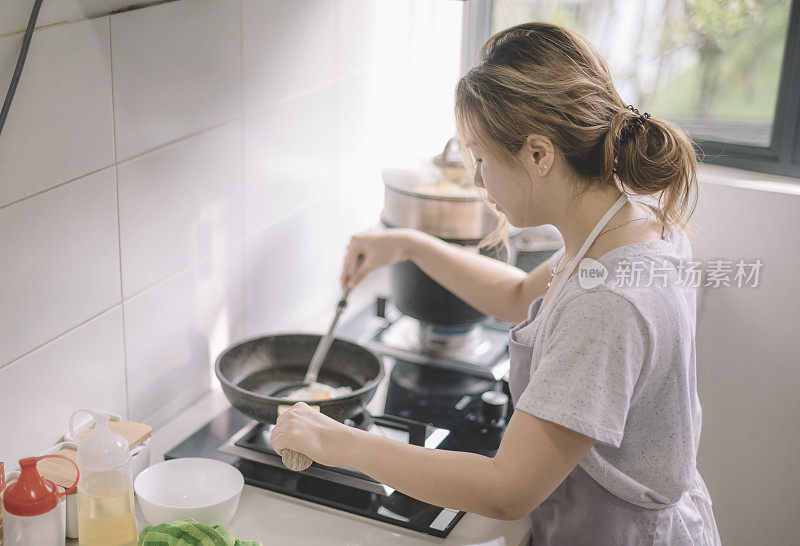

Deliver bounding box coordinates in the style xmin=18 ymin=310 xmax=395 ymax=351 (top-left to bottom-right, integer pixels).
xmin=277 ymin=404 xmax=320 ymax=472
xmin=279 ymin=449 xmax=313 ymax=472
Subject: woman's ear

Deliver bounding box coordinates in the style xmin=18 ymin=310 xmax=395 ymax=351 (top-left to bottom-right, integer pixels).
xmin=523 ymin=134 xmax=554 ymax=175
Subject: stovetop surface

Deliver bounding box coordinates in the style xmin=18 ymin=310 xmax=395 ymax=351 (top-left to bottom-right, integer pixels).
xmin=165 ymin=300 xmax=514 ymax=538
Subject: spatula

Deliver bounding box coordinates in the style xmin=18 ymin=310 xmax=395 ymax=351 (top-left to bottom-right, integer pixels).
xmin=277 ymin=255 xmax=363 ymax=472
xmin=302 ymin=254 xmax=364 ymax=387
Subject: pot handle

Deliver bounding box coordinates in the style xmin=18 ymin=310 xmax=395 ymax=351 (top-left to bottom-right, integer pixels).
xmin=277 ymin=404 xmax=320 ymax=472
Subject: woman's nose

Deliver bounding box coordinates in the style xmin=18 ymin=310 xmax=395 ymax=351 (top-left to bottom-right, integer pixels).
xmin=473 ymin=169 xmax=484 ymax=189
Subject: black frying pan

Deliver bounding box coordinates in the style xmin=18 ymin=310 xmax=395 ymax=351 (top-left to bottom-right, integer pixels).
xmin=215 ymin=333 xmax=384 ymax=423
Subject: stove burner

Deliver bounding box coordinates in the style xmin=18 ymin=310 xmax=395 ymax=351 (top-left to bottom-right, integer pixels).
xmin=389 ymin=360 xmax=494 ymax=397
xmin=367 ymin=314 xmax=510 ymax=378
xmin=418 ymin=321 xmax=484 ymax=353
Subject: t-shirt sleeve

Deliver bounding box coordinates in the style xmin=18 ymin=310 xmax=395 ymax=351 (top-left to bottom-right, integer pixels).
xmin=515 ymin=290 xmax=647 ymax=447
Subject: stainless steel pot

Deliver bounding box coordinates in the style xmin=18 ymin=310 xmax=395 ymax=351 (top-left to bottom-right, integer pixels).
xmin=381 ymin=159 xmax=497 ymax=242
xmin=380 ymin=142 xmax=504 ymax=326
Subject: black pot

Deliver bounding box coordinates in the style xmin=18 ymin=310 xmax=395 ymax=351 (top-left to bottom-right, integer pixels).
xmin=215 ymin=334 xmax=384 ymax=423
xmin=389 ymin=239 xmax=507 ymax=326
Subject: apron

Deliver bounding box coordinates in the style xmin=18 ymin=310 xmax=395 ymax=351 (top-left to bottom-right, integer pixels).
xmin=506 ymin=193 xmax=721 ymax=545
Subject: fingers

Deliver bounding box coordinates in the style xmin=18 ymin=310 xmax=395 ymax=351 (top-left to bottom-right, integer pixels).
xmin=340 ymin=244 xmax=358 ymax=288
xmin=271 ymin=404 xmax=303 ymax=451
xmin=341 ymin=237 xmax=366 ymax=289
xmin=347 ymin=261 xmax=369 ymax=289
xmin=340 ymin=253 xmax=352 ymax=289
xmin=270 ymin=429 xmax=287 ymax=452
xmin=271 ymin=403 xmax=316 ymax=454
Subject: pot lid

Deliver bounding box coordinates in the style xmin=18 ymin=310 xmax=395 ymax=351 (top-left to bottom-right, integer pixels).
xmin=382 ymin=159 xmax=482 ymax=202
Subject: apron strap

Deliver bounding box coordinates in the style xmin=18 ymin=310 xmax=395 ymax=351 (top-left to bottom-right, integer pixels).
xmin=533 ymin=193 xmax=628 ymax=352
xmin=688 ymin=469 xmax=722 ymax=546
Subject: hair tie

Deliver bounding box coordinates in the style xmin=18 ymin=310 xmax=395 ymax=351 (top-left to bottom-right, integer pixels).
xmin=620 ymin=104 xmax=650 ymax=143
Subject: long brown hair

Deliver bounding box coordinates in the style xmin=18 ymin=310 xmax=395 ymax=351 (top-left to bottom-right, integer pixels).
xmin=455 ymin=22 xmax=698 ymax=245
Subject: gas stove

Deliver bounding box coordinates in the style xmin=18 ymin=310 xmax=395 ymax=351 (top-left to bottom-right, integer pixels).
xmin=363 ymin=296 xmax=511 ymax=380
xmin=165 ymin=297 xmax=513 ymax=538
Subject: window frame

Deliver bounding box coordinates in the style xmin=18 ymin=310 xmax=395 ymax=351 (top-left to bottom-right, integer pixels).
xmin=463 ymin=0 xmax=800 ymax=180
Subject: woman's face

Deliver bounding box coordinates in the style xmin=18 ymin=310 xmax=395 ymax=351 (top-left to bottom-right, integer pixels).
xmin=468 ymin=141 xmax=542 ymax=227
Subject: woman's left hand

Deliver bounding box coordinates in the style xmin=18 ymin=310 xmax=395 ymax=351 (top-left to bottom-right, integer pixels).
xmin=270 ymin=402 xmax=355 ymax=468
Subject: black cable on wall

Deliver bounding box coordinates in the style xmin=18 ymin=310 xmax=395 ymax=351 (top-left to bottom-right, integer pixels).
xmin=0 ymin=0 xmax=45 ymax=139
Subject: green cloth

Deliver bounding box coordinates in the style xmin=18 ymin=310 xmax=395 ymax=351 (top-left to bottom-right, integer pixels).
xmin=138 ymin=518 xmax=261 ymax=546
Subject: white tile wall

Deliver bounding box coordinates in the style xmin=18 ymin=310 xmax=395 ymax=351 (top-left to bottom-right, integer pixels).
xmin=0 ymin=0 xmax=464 ymax=467
xmin=245 ymin=198 xmax=339 ymax=337
xmin=124 ymin=244 xmax=245 ymax=425
xmin=245 ymin=85 xmax=336 ymax=235
xmin=338 ymin=0 xmax=378 ymax=79
xmin=118 ymin=120 xmax=244 ymax=297
xmin=0 ymin=167 xmax=120 ymax=367
xmin=110 ymin=0 xmax=242 ymax=160
xmin=0 ymin=17 xmax=114 ymax=207
xmin=243 ymin=0 xmax=336 ymax=115
xmin=0 ymin=307 xmax=126 ymax=468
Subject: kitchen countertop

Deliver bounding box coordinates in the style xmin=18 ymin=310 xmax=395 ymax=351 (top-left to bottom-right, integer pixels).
xmin=66 ymin=270 xmax=532 ymax=545
xmin=141 ymin=387 xmax=529 ymax=545
xmin=65 ymin=389 xmax=530 ymax=545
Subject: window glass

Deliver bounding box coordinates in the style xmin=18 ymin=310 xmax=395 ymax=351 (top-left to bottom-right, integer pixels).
xmin=492 ymin=0 xmax=793 ymax=147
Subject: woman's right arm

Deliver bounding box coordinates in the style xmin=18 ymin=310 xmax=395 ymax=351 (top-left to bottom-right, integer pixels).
xmin=342 ymin=228 xmax=553 ymax=324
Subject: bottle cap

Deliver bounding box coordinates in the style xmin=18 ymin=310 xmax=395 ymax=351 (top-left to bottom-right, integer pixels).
xmin=69 ymin=410 xmax=129 ymax=470
xmin=2 ymin=456 xmax=78 ymax=516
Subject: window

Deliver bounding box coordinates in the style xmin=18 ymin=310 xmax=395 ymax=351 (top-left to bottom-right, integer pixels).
xmin=465 ymin=0 xmax=800 ymax=179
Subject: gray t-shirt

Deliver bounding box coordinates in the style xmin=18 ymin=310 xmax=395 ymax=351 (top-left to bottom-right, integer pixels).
xmin=513 ymin=217 xmax=705 ymax=542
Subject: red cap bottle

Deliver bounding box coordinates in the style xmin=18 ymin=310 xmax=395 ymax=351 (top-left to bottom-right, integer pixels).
xmin=1 ymin=455 xmax=78 ymax=546
xmin=2 ymin=456 xmax=77 ymax=517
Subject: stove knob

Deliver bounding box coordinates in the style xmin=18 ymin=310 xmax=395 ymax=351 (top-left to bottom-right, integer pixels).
xmin=375 ymin=296 xmax=388 ymax=319
xmin=480 ymin=391 xmax=508 ymax=427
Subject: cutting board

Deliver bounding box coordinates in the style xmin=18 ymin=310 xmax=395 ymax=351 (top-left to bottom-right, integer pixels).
xmin=37 ymin=420 xmax=152 ymax=490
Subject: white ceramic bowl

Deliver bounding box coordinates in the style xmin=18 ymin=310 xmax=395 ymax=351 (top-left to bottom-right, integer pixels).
xmin=134 ymin=458 xmax=244 ymax=526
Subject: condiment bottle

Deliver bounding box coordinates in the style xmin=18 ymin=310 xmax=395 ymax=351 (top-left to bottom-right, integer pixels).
xmin=1 ymin=455 xmax=78 ymax=545
xmin=1 ymin=460 xmax=5 ymax=491
xmin=69 ymin=410 xmax=137 ymax=546
xmin=1 ymin=460 xmax=6 ymax=543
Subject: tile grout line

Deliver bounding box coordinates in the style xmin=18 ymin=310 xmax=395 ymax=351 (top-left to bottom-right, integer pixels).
xmin=0 ymin=116 xmax=241 ymax=213
xmin=0 ymin=163 xmax=116 ymax=213
xmin=0 ymin=214 xmax=268 ymax=377
xmin=0 ymin=213 xmax=266 ymax=375
xmin=120 ymin=192 xmax=335 ymax=306
xmin=108 ymin=13 xmax=132 ymax=421
xmin=121 ymin=229 xmax=247 ymax=304
xmin=0 ymin=304 xmax=122 ymax=373
xmin=244 ymin=79 xmax=339 ymax=121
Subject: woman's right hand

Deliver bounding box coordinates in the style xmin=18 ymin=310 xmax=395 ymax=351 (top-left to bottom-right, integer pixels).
xmin=341 ymin=228 xmax=421 ymax=289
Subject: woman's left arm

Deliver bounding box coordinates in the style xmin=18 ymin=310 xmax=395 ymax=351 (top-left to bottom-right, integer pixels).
xmin=270 ymin=402 xmax=595 ymax=520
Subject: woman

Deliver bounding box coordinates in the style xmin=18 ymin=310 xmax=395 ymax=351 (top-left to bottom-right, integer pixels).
xmin=271 ymin=22 xmax=721 ymax=545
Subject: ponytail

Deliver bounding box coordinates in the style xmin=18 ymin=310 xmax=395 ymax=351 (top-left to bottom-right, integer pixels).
xmin=603 ymin=107 xmax=698 ymax=228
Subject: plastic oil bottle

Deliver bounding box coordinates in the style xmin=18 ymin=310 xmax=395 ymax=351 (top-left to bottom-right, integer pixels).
xmin=69 ymin=410 xmax=137 ymax=546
